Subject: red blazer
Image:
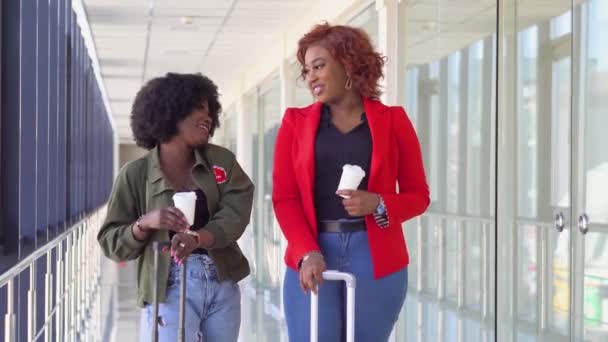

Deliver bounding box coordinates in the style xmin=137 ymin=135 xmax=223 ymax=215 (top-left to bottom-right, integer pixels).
xmin=272 ymin=97 xmax=430 ymax=279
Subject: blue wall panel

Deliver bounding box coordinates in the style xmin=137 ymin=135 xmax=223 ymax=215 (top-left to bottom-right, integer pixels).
xmin=1 ymin=0 xmax=114 ymax=267
xmin=48 ymin=0 xmax=59 ymax=237
xmin=20 ymin=0 xmax=38 ymax=246
xmin=1 ymin=0 xmax=22 ymax=256
xmin=37 ymin=0 xmax=50 ymax=243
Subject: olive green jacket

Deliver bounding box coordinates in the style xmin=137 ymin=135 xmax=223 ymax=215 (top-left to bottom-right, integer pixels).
xmin=97 ymin=144 xmax=254 ymax=307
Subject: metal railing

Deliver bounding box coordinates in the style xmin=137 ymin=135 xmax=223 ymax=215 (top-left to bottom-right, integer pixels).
xmin=0 ymin=207 xmax=106 ymax=342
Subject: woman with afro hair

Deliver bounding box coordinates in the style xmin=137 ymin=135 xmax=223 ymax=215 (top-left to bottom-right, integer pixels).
xmin=272 ymin=23 xmax=430 ymax=341
xmin=98 ymin=72 xmax=254 ymax=342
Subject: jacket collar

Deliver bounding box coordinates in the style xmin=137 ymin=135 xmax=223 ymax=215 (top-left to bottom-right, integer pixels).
xmin=146 ymin=145 xmax=211 ymax=195
xmin=299 ymin=96 xmax=389 ymax=119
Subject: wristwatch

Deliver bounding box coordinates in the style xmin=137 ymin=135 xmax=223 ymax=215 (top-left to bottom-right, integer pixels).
xmin=375 ymin=195 xmax=386 ymax=215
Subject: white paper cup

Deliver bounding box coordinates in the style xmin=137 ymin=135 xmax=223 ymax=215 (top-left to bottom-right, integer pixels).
xmin=172 ymin=191 xmax=197 ymax=226
xmin=337 ymin=164 xmax=366 ymax=198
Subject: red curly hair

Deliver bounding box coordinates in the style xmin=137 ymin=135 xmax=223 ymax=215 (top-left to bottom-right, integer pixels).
xmin=297 ymin=22 xmax=385 ymax=100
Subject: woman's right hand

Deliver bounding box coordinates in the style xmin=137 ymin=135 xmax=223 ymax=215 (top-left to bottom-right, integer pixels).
xmin=299 ymin=252 xmax=326 ymax=294
xmin=138 ymin=207 xmax=190 ymax=232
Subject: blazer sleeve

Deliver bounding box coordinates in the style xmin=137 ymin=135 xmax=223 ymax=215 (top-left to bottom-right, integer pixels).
xmin=272 ymin=109 xmax=321 ymax=263
xmin=380 ymin=107 xmax=430 ymax=224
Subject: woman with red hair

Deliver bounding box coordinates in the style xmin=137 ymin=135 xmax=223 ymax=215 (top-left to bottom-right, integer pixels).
xmin=272 ymin=23 xmax=430 ymax=341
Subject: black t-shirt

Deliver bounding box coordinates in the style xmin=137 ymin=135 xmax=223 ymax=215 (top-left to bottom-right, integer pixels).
xmin=313 ymin=104 xmax=372 ymax=221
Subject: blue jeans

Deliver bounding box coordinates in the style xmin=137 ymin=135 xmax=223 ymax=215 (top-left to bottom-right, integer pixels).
xmin=139 ymin=254 xmax=241 ymax=342
xmin=284 ymin=231 xmax=408 ymax=342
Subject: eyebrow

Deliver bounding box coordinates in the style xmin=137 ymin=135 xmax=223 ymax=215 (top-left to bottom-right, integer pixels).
xmin=304 ymin=57 xmax=326 ymax=67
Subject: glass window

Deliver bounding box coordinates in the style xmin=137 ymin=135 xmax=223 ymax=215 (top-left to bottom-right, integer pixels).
xmin=399 ymin=0 xmax=497 ymax=339
xmin=289 ymin=60 xmax=312 ymax=107
xmin=580 ymin=0 xmax=608 ymax=339
xmin=222 ymin=104 xmax=238 ymax=153
xmin=252 ymin=73 xmax=285 ymax=340
xmin=348 ymin=4 xmax=379 ymax=46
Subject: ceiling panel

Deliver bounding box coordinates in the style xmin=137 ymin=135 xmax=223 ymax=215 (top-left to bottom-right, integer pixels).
xmin=85 ymin=0 xmax=573 ymax=142
xmin=85 ymin=0 xmax=321 ymax=143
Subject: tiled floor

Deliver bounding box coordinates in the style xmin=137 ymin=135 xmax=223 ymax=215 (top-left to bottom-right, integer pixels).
xmin=114 ymin=261 xmax=140 ymax=341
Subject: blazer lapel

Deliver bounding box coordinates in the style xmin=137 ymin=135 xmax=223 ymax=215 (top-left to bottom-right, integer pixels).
xmin=294 ymin=102 xmax=322 ymax=205
xmin=298 ymin=102 xmax=323 ymax=198
xmin=363 ymin=97 xmax=390 ymax=192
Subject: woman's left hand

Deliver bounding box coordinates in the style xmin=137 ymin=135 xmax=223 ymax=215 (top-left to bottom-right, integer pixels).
xmin=170 ymin=232 xmax=199 ymax=265
xmin=336 ymin=190 xmax=381 ymax=217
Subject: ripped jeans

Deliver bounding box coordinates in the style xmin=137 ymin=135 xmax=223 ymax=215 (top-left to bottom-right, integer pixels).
xmin=139 ymin=254 xmax=241 ymax=342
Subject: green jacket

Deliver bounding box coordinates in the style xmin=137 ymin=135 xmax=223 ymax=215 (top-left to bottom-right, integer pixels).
xmin=97 ymin=144 xmax=254 ymax=307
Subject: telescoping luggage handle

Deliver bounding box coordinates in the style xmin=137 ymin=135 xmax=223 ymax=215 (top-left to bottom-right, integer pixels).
xmin=310 ymin=271 xmax=357 ymax=342
xmin=152 ymin=241 xmax=187 ymax=342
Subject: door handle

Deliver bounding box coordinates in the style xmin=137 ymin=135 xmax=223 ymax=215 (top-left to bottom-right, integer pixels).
xmin=578 ymin=214 xmax=589 ymax=235
xmin=555 ymin=212 xmax=565 ymax=232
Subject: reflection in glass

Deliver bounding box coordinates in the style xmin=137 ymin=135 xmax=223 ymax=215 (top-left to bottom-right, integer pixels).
xmin=446 ymin=52 xmax=461 ymax=214
xmin=465 ymin=222 xmax=482 ymax=309
xmin=583 ymin=0 xmax=608 ymax=225
xmin=258 ymin=76 xmax=284 ymax=341
xmin=424 ymin=301 xmax=439 ymax=341
xmin=289 ymin=61 xmax=312 ymax=108
xmin=423 ymin=217 xmax=439 ymax=292
xmin=405 ymin=220 xmax=419 ymax=288
xmin=445 ymin=221 xmax=458 ymax=300
xmin=348 ymin=4 xmax=379 ymax=46
xmin=513 ymin=6 xmax=573 ymax=335
xmin=517 ymin=225 xmax=538 ymax=322
xmin=581 ymin=1 xmax=608 ymax=340
xmin=400 ymin=0 xmax=497 ymax=339
xmin=516 ymin=25 xmax=539 ymax=220
xmin=550 ymin=228 xmax=570 ymax=332
xmin=222 ymin=105 xmax=238 ymax=154
xmin=583 ymin=233 xmax=608 ymax=338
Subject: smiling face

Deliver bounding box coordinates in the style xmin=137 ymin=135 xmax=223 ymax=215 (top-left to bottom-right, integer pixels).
xmin=303 ymin=44 xmax=351 ymax=104
xmin=176 ymin=100 xmax=212 ymax=147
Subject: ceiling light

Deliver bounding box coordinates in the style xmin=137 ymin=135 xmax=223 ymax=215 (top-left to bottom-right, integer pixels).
xmin=421 ymin=21 xmax=437 ymax=31
xmin=180 ymin=16 xmax=193 ymax=25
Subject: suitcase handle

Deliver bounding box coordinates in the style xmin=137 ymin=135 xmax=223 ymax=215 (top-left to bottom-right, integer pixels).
xmin=310 ymin=271 xmax=357 ymax=342
xmin=152 ymin=241 xmax=187 ymax=342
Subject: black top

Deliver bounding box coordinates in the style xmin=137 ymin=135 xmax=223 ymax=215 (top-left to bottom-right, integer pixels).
xmin=314 ymin=104 xmax=372 ymax=221
xmin=170 ymin=188 xmax=210 ymax=254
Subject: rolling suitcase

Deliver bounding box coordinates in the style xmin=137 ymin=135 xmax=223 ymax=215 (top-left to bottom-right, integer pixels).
xmin=310 ymin=270 xmax=357 ymax=342
xmin=152 ymin=241 xmax=187 ymax=342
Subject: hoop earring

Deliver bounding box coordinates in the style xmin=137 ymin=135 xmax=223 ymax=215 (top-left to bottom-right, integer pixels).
xmin=345 ymin=77 xmax=352 ymax=90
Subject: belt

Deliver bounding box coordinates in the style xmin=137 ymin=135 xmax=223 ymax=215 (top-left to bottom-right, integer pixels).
xmin=318 ymin=219 xmax=367 ymax=233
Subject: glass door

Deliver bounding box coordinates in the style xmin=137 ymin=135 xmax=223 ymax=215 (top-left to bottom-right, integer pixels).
xmin=499 ymin=0 xmax=574 ymax=340
xmin=255 ymin=74 xmax=286 ymax=342
xmin=572 ymin=1 xmax=608 ymax=340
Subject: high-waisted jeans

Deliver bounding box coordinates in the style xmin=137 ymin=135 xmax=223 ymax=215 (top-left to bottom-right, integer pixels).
xmin=283 ymin=231 xmax=408 ymax=342
xmin=139 ymin=254 xmax=241 ymax=342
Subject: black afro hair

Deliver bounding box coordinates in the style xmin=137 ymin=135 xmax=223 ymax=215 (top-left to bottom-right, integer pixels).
xmin=130 ymin=72 xmax=221 ymax=149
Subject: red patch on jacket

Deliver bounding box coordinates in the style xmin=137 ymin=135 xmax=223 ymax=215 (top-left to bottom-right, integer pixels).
xmin=213 ymin=166 xmax=227 ymax=184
